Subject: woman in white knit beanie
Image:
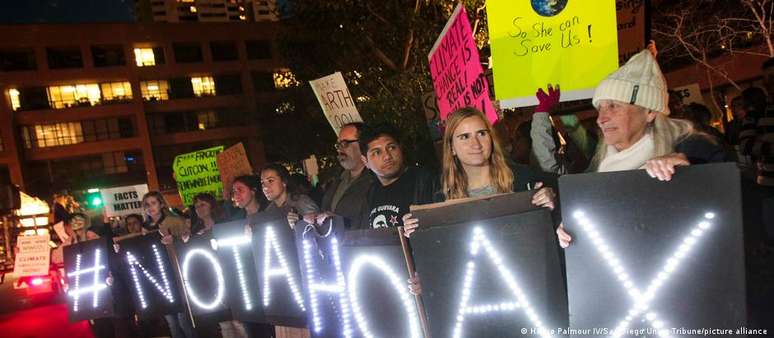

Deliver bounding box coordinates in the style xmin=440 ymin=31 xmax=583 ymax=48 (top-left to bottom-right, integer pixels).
xmin=554 ymin=45 xmax=730 ymax=247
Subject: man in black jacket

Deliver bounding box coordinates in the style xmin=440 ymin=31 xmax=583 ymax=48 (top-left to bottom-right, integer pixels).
xmin=359 ymin=123 xmax=437 ymax=229
xmin=316 ymin=122 xmax=374 ymax=229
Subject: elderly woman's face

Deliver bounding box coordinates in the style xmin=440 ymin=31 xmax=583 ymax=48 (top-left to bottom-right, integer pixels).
xmin=597 ymin=100 xmax=656 ymax=151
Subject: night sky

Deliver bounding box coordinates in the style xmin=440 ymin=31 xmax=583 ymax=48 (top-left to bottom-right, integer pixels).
xmin=0 ymin=0 xmax=134 ymax=24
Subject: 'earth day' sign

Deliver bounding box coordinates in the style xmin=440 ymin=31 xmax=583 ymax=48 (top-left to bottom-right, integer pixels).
xmin=173 ymin=145 xmax=224 ymax=206
xmin=488 ymin=0 xmax=619 ymax=108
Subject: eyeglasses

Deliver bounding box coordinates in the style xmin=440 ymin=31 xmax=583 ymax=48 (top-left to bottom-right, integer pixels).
xmin=334 ymin=139 xmax=359 ymax=150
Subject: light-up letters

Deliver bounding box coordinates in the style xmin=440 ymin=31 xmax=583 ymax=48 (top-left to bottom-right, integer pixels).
xmin=262 ymin=226 xmax=306 ymax=311
xmin=572 ymin=210 xmax=716 ymax=338
xmin=347 ymin=254 xmax=421 ymax=338
xmin=452 ymin=227 xmax=552 ymax=338
xmin=182 ymin=248 xmax=225 ymax=310
xmin=67 ymin=249 xmax=107 ymax=312
xmin=302 ymin=237 xmax=353 ymax=338
xmin=125 ymin=244 xmax=175 ymax=309
xmin=216 ymin=236 xmax=253 ymax=310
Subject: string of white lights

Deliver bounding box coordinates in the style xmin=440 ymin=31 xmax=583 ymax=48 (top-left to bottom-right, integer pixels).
xmin=262 ymin=226 xmax=306 ymax=311
xmin=452 ymin=227 xmax=552 ymax=338
xmin=68 ymin=250 xmax=107 ymax=313
xmin=347 ymin=254 xmax=422 ymax=338
xmin=302 ymin=238 xmax=352 ymax=338
xmin=71 ymin=253 xmax=82 ymax=312
xmin=572 ymin=210 xmax=715 ymax=338
xmin=182 ymin=248 xmax=225 ymax=310
xmin=216 ymin=235 xmax=254 ymax=311
xmin=125 ymin=245 xmax=176 ymax=309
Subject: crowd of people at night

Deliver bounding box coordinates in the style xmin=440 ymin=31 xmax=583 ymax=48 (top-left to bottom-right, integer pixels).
xmin=44 ymin=42 xmax=774 ymax=338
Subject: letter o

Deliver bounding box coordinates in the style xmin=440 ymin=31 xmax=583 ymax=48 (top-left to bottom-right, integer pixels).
xmin=182 ymin=248 xmax=225 ymax=310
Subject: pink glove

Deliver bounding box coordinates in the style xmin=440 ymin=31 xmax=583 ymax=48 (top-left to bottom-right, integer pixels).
xmin=535 ymin=84 xmax=560 ymax=113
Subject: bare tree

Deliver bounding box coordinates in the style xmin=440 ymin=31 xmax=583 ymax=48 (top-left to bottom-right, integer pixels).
xmin=653 ymin=0 xmax=774 ymax=111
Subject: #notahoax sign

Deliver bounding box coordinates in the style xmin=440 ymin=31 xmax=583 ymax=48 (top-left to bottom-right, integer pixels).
xmin=559 ymin=163 xmax=746 ymax=337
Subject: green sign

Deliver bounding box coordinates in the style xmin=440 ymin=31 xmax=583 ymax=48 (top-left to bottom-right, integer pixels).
xmin=173 ymin=145 xmax=224 ymax=206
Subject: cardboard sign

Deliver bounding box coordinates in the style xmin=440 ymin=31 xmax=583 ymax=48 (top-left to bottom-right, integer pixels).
xmin=100 ymin=184 xmax=149 ymax=218
xmin=212 ymin=219 xmax=267 ymax=323
xmin=119 ymin=234 xmax=183 ymax=318
xmin=309 ymin=72 xmax=364 ymax=135
xmin=428 ymin=4 xmax=497 ymax=123
xmin=559 ymin=163 xmax=746 ymax=336
xmin=173 ymin=145 xmax=224 ymax=206
xmin=672 ymin=83 xmax=705 ymax=105
xmin=249 ymin=210 xmax=307 ymax=327
xmin=410 ymin=192 xmax=568 ymax=338
xmin=63 ymin=238 xmax=118 ymax=322
xmin=216 ymin=143 xmax=253 ymax=200
xmin=617 ymin=0 xmax=648 ymax=65
xmin=174 ymin=234 xmax=228 ymax=317
xmin=488 ymin=0 xmax=619 ymax=107
xmin=14 ymin=234 xmax=50 ymax=276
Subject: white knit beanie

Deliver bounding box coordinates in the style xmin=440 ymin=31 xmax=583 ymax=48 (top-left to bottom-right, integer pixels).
xmin=592 ymin=49 xmax=668 ymax=114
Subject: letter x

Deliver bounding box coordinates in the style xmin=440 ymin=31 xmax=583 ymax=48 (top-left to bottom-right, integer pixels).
xmin=572 ymin=210 xmax=716 ymax=337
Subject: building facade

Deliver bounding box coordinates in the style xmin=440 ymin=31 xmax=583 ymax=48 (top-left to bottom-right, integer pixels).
xmin=0 ymin=22 xmax=287 ymax=202
xmin=136 ymin=0 xmax=279 ymax=23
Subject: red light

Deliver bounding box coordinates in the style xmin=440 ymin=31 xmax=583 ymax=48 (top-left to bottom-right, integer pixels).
xmin=31 ymin=278 xmax=43 ymax=286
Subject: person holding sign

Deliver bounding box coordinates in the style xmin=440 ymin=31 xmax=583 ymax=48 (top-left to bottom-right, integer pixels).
xmin=360 ymin=123 xmax=437 ymax=230
xmin=140 ymin=191 xmax=197 ymax=338
xmin=554 ymin=47 xmax=732 ymax=248
xmin=261 ymin=163 xmax=319 ymax=226
xmin=402 ymin=107 xmax=558 ymax=238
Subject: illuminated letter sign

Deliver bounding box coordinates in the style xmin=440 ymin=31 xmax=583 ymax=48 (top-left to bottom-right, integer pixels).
xmin=560 ymin=163 xmax=746 ymax=335
xmin=119 ymin=234 xmax=181 ymax=317
xmin=410 ymin=192 xmax=567 ymax=338
xmin=212 ymin=219 xmax=265 ymax=322
xmin=452 ymin=227 xmax=551 ymax=338
xmin=182 ymin=248 xmax=225 ymax=311
xmin=126 ymin=245 xmax=176 ymax=309
xmin=340 ymin=228 xmax=423 ymax=338
xmin=63 ymin=237 xmax=120 ymax=322
xmin=301 ymin=236 xmax=352 ymax=338
xmin=262 ymin=226 xmax=306 ymax=311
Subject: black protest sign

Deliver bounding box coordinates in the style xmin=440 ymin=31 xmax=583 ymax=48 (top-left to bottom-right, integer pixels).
xmin=294 ymin=217 xmax=350 ymax=338
xmin=249 ymin=209 xmax=307 ymax=327
xmin=117 ymin=233 xmax=182 ymax=318
xmin=410 ymin=192 xmax=567 ymax=338
xmin=174 ymin=233 xmax=228 ymax=316
xmin=560 ymin=163 xmax=745 ymax=336
xmin=212 ymin=219 xmax=266 ymax=323
xmin=341 ymin=228 xmax=424 ymax=338
xmin=63 ymin=237 xmax=120 ymax=322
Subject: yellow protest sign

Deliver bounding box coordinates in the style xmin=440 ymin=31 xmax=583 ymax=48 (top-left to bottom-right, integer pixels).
xmin=488 ymin=0 xmax=619 ymax=108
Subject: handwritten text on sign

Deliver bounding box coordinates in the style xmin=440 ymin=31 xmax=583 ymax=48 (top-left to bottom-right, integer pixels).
xmin=14 ymin=234 xmax=51 ymax=276
xmin=488 ymin=0 xmax=619 ymax=107
xmin=309 ymin=72 xmax=364 ymax=136
xmin=428 ymin=4 xmax=497 ymax=123
xmin=101 ymin=184 xmax=149 ymax=217
xmin=173 ymin=145 xmax=224 ymax=206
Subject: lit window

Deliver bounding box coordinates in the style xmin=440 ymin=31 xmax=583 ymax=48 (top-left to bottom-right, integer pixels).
xmin=100 ymin=82 xmax=133 ymax=102
xmin=134 ymin=48 xmax=156 ymax=67
xmin=239 ymin=15 xmax=246 ymax=20
xmin=190 ymin=6 xmax=197 ymax=13
xmin=8 ymin=88 xmax=20 ymax=111
xmin=197 ymin=111 xmax=218 ymax=130
xmin=191 ymin=76 xmax=216 ymax=97
xmin=33 ymin=122 xmax=84 ymax=148
xmin=47 ymin=84 xmax=100 ymax=109
xmin=273 ymin=69 xmax=300 ymax=89
xmin=140 ymin=80 xmax=169 ymax=101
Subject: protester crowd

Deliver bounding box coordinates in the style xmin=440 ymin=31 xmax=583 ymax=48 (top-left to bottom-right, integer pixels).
xmin=49 ymin=42 xmax=774 ymax=338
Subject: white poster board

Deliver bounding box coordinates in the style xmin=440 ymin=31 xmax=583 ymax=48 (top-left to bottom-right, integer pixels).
xmin=309 ymin=72 xmax=363 ymax=135
xmin=13 ymin=234 xmax=51 ymax=277
xmin=100 ymin=184 xmax=149 ymax=217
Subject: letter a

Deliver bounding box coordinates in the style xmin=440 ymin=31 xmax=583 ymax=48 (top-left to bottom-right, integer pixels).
xmin=452 ymin=227 xmax=551 ymax=338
